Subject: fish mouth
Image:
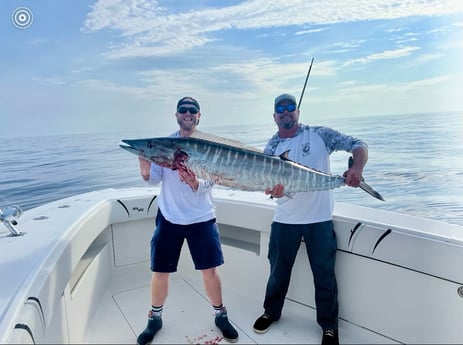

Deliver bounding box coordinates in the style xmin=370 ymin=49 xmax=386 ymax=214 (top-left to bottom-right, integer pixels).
xmin=118 ymin=139 xmax=148 ymax=157
xmin=120 ymin=139 xmax=137 ymax=146
xmin=118 ymin=140 xmax=133 ymax=150
xmin=119 ymin=142 xmax=141 ymax=155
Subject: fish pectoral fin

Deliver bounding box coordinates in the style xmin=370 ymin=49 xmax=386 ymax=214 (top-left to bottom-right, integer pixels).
xmin=284 ymin=192 xmax=293 ymax=199
xmin=269 ymin=192 xmax=293 ymax=199
xmin=279 ymin=150 xmax=291 ymax=161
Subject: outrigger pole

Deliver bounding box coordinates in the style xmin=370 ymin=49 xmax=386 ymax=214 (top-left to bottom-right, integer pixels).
xmin=297 ymin=57 xmax=314 ymax=110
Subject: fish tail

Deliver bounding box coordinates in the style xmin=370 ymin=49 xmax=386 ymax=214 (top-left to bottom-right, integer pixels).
xmin=348 ymin=156 xmax=385 ymax=201
xmin=359 ymin=181 xmax=385 ymax=201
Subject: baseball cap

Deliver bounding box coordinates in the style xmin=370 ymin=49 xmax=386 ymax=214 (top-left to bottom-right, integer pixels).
xmin=274 ymin=93 xmax=297 ymax=107
xmin=177 ymin=96 xmax=200 ymax=111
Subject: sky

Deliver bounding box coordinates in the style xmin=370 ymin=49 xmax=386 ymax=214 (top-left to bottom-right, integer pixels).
xmin=1 ymin=0 xmax=462 ymax=138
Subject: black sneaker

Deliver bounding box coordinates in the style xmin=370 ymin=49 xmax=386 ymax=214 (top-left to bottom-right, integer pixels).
xmin=215 ymin=309 xmax=239 ymax=343
xmin=253 ymin=314 xmax=274 ymax=334
xmin=321 ymin=329 xmax=339 ymax=345
xmin=137 ymin=311 xmax=162 ymax=345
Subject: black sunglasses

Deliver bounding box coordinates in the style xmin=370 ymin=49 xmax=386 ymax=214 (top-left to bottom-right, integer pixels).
xmin=275 ymin=103 xmax=297 ymax=113
xmin=178 ymin=106 xmax=199 ymax=114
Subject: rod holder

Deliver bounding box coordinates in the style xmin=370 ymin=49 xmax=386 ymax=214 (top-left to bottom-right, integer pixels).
xmin=0 ymin=205 xmax=23 ymax=237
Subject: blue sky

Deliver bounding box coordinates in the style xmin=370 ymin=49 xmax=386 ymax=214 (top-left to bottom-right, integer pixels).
xmin=1 ymin=0 xmax=462 ymax=138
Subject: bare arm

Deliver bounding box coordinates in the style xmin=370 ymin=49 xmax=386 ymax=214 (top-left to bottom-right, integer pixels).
xmin=343 ymin=146 xmax=368 ymax=187
xmin=138 ymin=157 xmax=151 ymax=181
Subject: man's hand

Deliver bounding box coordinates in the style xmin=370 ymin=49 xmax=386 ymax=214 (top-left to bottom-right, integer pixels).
xmin=178 ymin=166 xmax=199 ymax=191
xmin=343 ymin=168 xmax=362 ymax=187
xmin=138 ymin=157 xmax=151 ymax=181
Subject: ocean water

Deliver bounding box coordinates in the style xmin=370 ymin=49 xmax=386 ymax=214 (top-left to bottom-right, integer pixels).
xmin=1 ymin=112 xmax=462 ymax=226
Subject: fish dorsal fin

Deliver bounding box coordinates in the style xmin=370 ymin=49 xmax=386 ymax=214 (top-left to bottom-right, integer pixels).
xmin=191 ymin=130 xmax=263 ymax=153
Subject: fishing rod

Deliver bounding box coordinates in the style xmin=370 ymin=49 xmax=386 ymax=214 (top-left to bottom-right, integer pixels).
xmin=297 ymin=56 xmax=314 ymax=110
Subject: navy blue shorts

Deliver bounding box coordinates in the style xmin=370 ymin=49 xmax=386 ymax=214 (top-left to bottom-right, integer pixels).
xmin=150 ymin=210 xmax=224 ymax=272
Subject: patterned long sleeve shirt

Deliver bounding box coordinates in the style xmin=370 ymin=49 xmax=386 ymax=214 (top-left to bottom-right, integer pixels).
xmin=264 ymin=124 xmax=367 ymax=224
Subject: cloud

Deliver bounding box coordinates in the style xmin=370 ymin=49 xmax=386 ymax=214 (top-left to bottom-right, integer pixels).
xmin=404 ymin=75 xmax=451 ymax=88
xmin=326 ymin=75 xmax=452 ymax=107
xmin=325 ymin=40 xmax=367 ymax=54
xmin=295 ymin=28 xmax=329 ymax=36
xmin=82 ymin=0 xmax=463 ymax=58
xmin=414 ymin=53 xmax=445 ymax=63
xmin=343 ymin=46 xmax=421 ymax=66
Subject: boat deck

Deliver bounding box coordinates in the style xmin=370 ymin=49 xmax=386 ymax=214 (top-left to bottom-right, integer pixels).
xmin=84 ymin=262 xmax=397 ymax=344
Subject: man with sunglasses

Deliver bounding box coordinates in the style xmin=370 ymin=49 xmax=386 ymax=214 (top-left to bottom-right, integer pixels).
xmin=253 ymin=94 xmax=369 ymax=345
xmin=136 ymin=96 xmax=238 ymax=344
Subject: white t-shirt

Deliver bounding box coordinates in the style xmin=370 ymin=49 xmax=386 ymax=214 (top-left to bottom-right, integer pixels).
xmin=146 ymin=131 xmax=215 ymax=225
xmin=263 ymin=124 xmax=367 ymax=224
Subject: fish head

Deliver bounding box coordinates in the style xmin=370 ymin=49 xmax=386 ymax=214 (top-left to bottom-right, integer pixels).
xmin=120 ymin=138 xmax=189 ymax=170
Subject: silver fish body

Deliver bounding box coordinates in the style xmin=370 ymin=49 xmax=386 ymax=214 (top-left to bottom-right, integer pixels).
xmin=120 ymin=135 xmax=347 ymax=194
xmin=120 ymin=132 xmax=384 ymax=200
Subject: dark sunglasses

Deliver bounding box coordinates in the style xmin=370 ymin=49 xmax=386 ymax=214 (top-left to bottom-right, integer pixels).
xmin=177 ymin=106 xmax=198 ymax=114
xmin=275 ymin=103 xmax=297 ymax=113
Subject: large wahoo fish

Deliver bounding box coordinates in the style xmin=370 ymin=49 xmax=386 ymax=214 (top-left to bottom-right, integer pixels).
xmin=119 ymin=131 xmax=384 ymax=201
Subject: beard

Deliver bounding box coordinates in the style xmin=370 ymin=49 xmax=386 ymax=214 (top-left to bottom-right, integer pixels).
xmin=177 ymin=116 xmax=199 ymax=130
xmin=278 ymin=116 xmax=295 ymax=129
xmin=281 ymin=121 xmax=295 ymax=129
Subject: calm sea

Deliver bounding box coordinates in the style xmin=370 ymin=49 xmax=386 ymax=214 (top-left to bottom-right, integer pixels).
xmin=1 ymin=112 xmax=462 ymax=226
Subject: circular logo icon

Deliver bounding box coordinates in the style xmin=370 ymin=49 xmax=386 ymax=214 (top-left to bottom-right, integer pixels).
xmin=458 ymin=286 xmax=463 ymax=298
xmin=11 ymin=7 xmax=34 ymax=29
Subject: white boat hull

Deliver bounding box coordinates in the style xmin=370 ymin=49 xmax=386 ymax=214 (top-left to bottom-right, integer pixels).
xmin=1 ymin=187 xmax=462 ymax=344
